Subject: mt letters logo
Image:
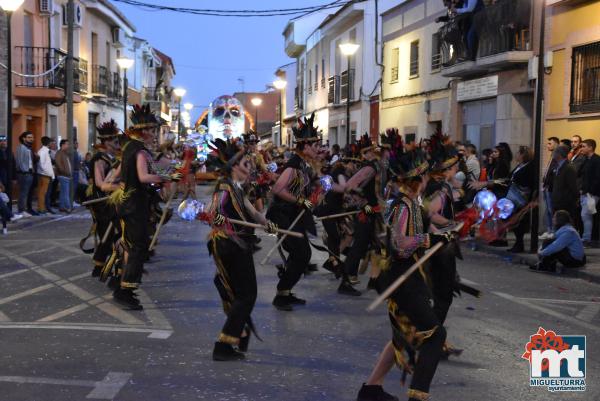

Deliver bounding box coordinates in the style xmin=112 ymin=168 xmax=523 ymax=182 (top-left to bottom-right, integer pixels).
xmin=522 ymin=327 xmax=586 ymax=392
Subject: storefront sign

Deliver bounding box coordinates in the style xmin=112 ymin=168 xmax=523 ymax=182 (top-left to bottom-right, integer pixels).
xmin=457 ymin=75 xmax=498 ymax=102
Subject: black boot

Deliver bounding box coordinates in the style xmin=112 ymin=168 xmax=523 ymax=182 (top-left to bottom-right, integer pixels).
xmin=91 ymin=265 xmax=102 ymax=277
xmin=508 ymin=242 xmax=524 ymax=253
xmin=338 ymin=280 xmax=362 ymax=296
xmin=356 ymin=383 xmax=399 ymax=401
xmin=107 ymin=275 xmax=121 ymax=291
xmin=367 ymin=277 xmax=380 ymax=292
xmin=307 ymin=263 xmax=318 ymax=272
xmin=272 ymin=295 xmax=293 ymax=311
xmin=287 ymin=293 xmax=306 ymax=305
xmin=212 ymin=342 xmax=245 ymax=361
xmin=113 ymin=288 xmax=143 ymax=310
xmin=238 ymin=333 xmax=250 ymax=353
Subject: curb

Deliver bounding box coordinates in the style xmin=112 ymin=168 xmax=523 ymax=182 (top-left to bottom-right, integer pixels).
xmin=467 ymin=240 xmax=600 ymax=286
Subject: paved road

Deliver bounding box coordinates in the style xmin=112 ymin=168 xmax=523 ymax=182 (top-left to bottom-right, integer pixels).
xmin=0 ymin=193 xmax=598 ymax=401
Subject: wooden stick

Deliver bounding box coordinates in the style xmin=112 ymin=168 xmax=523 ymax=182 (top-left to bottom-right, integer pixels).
xmin=367 ymin=222 xmax=464 ymax=312
xmin=100 ymin=221 xmax=113 ymax=245
xmin=260 ymin=209 xmax=306 ymax=266
xmin=226 ymin=218 xmax=303 ymax=238
xmin=315 ymin=210 xmax=360 ymax=221
xmin=148 ymin=190 xmax=177 ymax=251
xmin=82 ymin=196 xmax=109 ymax=206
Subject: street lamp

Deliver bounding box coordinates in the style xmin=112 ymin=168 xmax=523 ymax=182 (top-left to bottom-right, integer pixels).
xmin=339 ymin=42 xmax=359 ymax=145
xmin=116 ymin=57 xmax=134 ymax=129
xmin=173 ymin=87 xmax=186 ymax=141
xmin=251 ymin=97 xmax=262 ymax=132
xmin=1 ymin=0 xmax=25 ymax=207
xmin=273 ymin=78 xmax=287 ymax=146
xmin=183 ymin=102 xmax=194 ymax=111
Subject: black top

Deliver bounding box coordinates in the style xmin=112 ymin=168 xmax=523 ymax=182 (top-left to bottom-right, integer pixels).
xmin=362 ymin=160 xmax=379 ymax=207
xmin=90 ymin=151 xmax=114 ymax=199
xmin=581 ymin=154 xmax=600 ymax=197
xmin=510 ymin=161 xmax=535 ymax=191
xmin=214 ymin=178 xmax=253 ymax=238
xmin=121 ymin=139 xmax=148 ymax=203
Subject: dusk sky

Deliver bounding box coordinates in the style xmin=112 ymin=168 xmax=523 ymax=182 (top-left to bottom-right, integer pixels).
xmin=113 ymin=0 xmax=315 ymax=121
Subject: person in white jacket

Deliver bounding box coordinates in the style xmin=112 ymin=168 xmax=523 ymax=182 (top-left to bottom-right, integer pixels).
xmin=36 ymin=136 xmax=56 ymax=214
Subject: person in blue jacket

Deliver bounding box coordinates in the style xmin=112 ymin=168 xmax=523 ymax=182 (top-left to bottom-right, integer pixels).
xmin=530 ymin=210 xmax=586 ymax=273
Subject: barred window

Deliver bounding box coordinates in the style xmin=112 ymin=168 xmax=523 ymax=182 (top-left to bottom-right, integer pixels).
xmin=431 ymin=33 xmax=441 ymax=71
xmin=391 ymin=48 xmax=399 ymax=82
xmin=570 ymin=41 xmax=600 ymax=114
xmin=410 ymin=40 xmax=419 ymax=78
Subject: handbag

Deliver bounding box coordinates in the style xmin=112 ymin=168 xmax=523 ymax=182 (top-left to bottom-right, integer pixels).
xmin=506 ymin=183 xmax=529 ymax=209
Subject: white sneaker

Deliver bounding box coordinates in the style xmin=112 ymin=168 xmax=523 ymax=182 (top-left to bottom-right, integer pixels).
xmin=11 ymin=213 xmax=24 ymax=221
xmin=2 ymin=228 xmax=7 ymax=235
xmin=538 ymin=232 xmax=554 ymax=240
xmin=21 ymin=211 xmax=32 ymax=218
xmin=73 ymin=202 xmax=81 ymax=208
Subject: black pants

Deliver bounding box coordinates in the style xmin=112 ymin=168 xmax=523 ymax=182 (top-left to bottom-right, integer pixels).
xmin=277 ymin=227 xmax=311 ymax=292
xmin=92 ymin=207 xmax=119 ymax=266
xmin=322 ymin=218 xmax=341 ymax=256
xmin=344 ymin=216 xmax=375 ymax=277
xmin=120 ymin=208 xmax=150 ymax=289
xmin=540 ymin=247 xmax=586 ymax=269
xmin=429 ymin=244 xmax=457 ymax=324
xmin=211 ymin=238 xmax=257 ymax=340
xmin=389 ymin=263 xmax=446 ymax=396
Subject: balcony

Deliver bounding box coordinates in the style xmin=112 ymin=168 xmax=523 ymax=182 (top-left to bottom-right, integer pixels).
xmin=438 ymin=0 xmax=532 ymax=78
xmin=143 ymin=87 xmax=165 ymax=102
xmin=13 ymin=46 xmax=86 ymax=101
xmin=91 ymin=65 xmax=109 ymax=96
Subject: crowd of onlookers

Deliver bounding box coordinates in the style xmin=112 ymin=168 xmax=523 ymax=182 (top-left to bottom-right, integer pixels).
xmin=0 ymin=132 xmax=91 ymax=235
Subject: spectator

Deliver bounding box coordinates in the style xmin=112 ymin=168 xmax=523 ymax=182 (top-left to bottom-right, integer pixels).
xmin=55 ymin=139 xmax=73 ymax=213
xmin=480 ymin=148 xmax=492 ymax=179
xmin=1 ymin=182 xmax=22 ymax=234
xmin=15 ymin=131 xmax=39 ymax=217
xmin=455 ymin=0 xmax=484 ymax=60
xmin=329 ymin=144 xmax=341 ymax=165
xmin=530 ymin=210 xmax=586 ymax=273
xmin=0 ymin=135 xmax=11 ymax=191
xmin=72 ymin=139 xmax=83 ymax=206
xmin=569 ymin=134 xmax=586 ymax=188
xmin=507 ymin=146 xmax=535 ymax=253
xmin=549 ymin=145 xmax=578 ymax=227
xmin=36 ymin=136 xmax=55 ymax=214
xmin=579 ymin=139 xmax=600 ymax=247
xmin=540 ymin=137 xmax=559 ymax=239
xmin=560 ymin=138 xmax=572 ymax=150
xmin=49 ymin=139 xmax=59 ymax=208
xmin=465 ymin=144 xmax=481 ymax=182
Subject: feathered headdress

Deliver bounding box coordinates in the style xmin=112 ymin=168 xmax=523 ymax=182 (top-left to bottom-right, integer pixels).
xmin=390 ymin=148 xmax=430 ymax=179
xmin=292 ymin=113 xmax=320 ymax=144
xmin=129 ymin=104 xmax=161 ymax=131
xmin=96 ymin=119 xmax=120 ymax=140
xmin=207 ymin=138 xmax=244 ymax=174
xmin=428 ymin=131 xmax=458 ymax=171
xmin=357 ymin=133 xmax=375 ymax=155
xmin=380 ymin=128 xmax=404 ymax=157
xmin=241 ymin=130 xmax=259 ymax=144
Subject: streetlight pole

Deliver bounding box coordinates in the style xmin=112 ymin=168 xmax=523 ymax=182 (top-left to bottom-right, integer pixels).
xmin=116 ymin=58 xmax=134 ymax=129
xmin=273 ymin=78 xmax=287 ymax=146
xmin=173 ymin=87 xmax=186 ymax=142
xmin=339 ymin=42 xmax=359 ymax=146
xmin=251 ymin=97 xmax=262 ymax=133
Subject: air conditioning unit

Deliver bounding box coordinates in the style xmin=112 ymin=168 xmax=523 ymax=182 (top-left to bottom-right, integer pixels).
xmin=39 ymin=0 xmax=53 ymax=15
xmin=62 ymin=3 xmax=83 ymax=28
xmin=528 ymin=56 xmax=538 ymax=81
xmin=112 ymin=27 xmax=124 ymax=48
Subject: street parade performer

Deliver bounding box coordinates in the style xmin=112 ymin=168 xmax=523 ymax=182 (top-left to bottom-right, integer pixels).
xmin=424 ymin=132 xmax=464 ymax=358
xmin=357 ymin=148 xmax=456 ymax=401
xmin=336 ymin=134 xmax=383 ymax=297
xmin=206 ymin=136 xmax=278 ymax=361
xmin=266 ymin=114 xmax=321 ymax=312
xmin=111 ymin=104 xmax=181 ymax=310
xmin=87 ymin=120 xmax=121 ymax=277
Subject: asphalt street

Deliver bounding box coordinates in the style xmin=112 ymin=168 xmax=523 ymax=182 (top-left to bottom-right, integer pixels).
xmin=0 ymin=190 xmax=599 ymax=401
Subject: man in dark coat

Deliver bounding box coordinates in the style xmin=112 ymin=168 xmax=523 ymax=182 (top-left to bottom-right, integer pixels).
xmin=579 ymin=139 xmax=600 ymax=246
xmin=550 ymin=145 xmax=578 ymax=223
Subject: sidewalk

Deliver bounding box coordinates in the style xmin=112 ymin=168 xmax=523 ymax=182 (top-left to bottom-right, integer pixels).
xmin=469 ymin=233 xmax=600 ymax=285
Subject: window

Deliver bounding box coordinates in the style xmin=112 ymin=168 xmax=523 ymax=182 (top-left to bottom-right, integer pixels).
xmin=570 ymin=41 xmax=600 ymax=114
xmin=321 ymin=59 xmax=326 ymax=88
xmin=431 ymin=33 xmax=442 ymax=71
xmin=410 ymin=40 xmax=419 ymax=78
xmin=391 ymin=48 xmax=399 ymax=82
xmin=308 ymin=69 xmax=312 ymax=95
xmin=315 ymin=63 xmax=319 ymax=91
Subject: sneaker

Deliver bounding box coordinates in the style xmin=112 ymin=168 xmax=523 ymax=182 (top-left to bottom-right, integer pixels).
xmin=538 ymin=232 xmax=554 ymax=240
xmin=2 ymin=228 xmax=7 ymax=235
xmin=73 ymin=202 xmax=81 ymax=208
xmin=27 ymin=210 xmax=40 ymax=216
xmin=272 ymin=295 xmax=293 ymax=311
xmin=348 ymin=275 xmax=360 ymax=285
xmin=47 ymin=208 xmax=57 ymax=214
xmin=21 ymin=211 xmax=32 ymax=218
xmin=11 ymin=213 xmax=23 ymax=221
xmin=529 ymin=262 xmax=557 ymax=273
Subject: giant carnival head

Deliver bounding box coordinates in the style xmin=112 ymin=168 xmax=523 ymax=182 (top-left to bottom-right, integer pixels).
xmin=208 ymin=95 xmax=245 ymax=140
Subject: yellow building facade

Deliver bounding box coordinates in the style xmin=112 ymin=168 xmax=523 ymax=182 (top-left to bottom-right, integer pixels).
xmin=544 ymin=0 xmax=600 ymax=144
